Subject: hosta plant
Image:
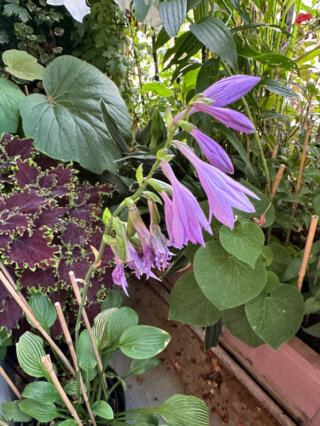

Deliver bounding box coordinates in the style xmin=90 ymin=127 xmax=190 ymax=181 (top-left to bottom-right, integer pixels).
xmin=0 ymin=270 xmax=209 ymax=426
xmin=0 ymin=133 xmax=115 ymax=333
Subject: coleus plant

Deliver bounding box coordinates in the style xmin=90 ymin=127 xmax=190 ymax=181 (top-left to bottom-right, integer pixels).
xmin=0 ymin=133 xmax=115 ymax=332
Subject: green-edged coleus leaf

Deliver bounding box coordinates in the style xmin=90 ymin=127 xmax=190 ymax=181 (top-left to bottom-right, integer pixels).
xmin=21 ymin=55 xmax=132 ymax=174
xmin=119 ymin=326 xmax=171 ymax=359
xmin=219 ymin=222 xmax=265 ymax=268
xmin=245 ymin=282 xmax=304 ymax=350
xmin=0 ymin=78 xmax=25 ymax=134
xmin=2 ymin=49 xmax=44 ymax=81
xmin=169 ymin=271 xmax=221 ymax=326
xmin=194 ymin=240 xmax=267 ymax=309
xmin=16 ymin=332 xmax=47 ymax=377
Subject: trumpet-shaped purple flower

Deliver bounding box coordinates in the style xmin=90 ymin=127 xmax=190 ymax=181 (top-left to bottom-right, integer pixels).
xmin=112 ymin=254 xmax=129 ymax=296
xmin=173 ymin=75 xmax=260 ymax=134
xmin=175 ymin=142 xmax=259 ymax=229
xmin=189 ymin=128 xmax=234 ymax=174
xmin=161 ymin=161 xmax=212 ymax=249
xmin=148 ymin=199 xmax=172 ymax=270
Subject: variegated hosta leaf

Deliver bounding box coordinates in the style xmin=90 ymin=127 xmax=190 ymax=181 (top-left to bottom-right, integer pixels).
xmin=92 ymin=308 xmax=118 ymax=349
xmin=107 ymin=307 xmax=139 ymax=345
xmin=16 ymin=332 xmax=47 ymax=378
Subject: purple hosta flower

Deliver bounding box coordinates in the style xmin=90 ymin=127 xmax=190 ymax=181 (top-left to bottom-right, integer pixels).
xmin=175 ymin=142 xmax=259 ymax=229
xmin=125 ymin=236 xmax=159 ymax=281
xmin=161 ymin=161 xmax=212 ymax=249
xmin=189 ymin=128 xmax=234 ymax=174
xmin=148 ymin=199 xmax=172 ymax=270
xmin=173 ymin=75 xmax=260 ymax=133
xmin=128 ymin=205 xmax=156 ymax=278
xmin=112 ymin=253 xmax=129 ymax=296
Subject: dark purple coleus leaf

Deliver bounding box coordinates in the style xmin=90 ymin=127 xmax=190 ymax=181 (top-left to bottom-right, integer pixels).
xmin=4 ymin=190 xmax=48 ymax=215
xmin=34 ymin=207 xmax=70 ymax=230
xmin=69 ymin=205 xmax=94 ymax=223
xmin=58 ymin=258 xmax=91 ymax=285
xmin=35 ymin=156 xmax=59 ymax=171
xmin=13 ymin=159 xmax=39 ymax=188
xmin=61 ymin=222 xmax=88 ymax=246
xmin=38 ymin=174 xmax=57 ymax=189
xmin=8 ymin=230 xmax=59 ymax=269
xmin=50 ymin=165 xmax=76 ymax=187
xmin=0 ymin=211 xmax=30 ymax=235
xmin=0 ymin=135 xmax=35 ymax=171
xmin=0 ymin=297 xmax=22 ymax=330
xmin=19 ymin=267 xmax=57 ymax=290
xmin=0 ymin=235 xmax=12 ymax=252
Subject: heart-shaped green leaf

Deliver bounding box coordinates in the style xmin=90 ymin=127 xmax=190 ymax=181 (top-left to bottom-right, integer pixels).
xmin=194 ymin=240 xmax=267 ymax=309
xmin=169 ymin=271 xmax=221 ymax=326
xmin=0 ymin=78 xmax=25 ymax=134
xmin=2 ymin=49 xmax=44 ymax=81
xmin=21 ymin=55 xmax=132 ymax=173
xmin=219 ymin=222 xmax=265 ymax=268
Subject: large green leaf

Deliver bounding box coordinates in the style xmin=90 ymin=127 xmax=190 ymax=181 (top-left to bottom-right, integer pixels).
xmin=27 ymin=293 xmax=57 ymax=331
xmin=78 ymin=330 xmax=97 ymax=372
xmin=16 ymin=332 xmax=46 ymax=378
xmin=245 ymin=285 xmax=304 ymax=350
xmin=22 ymin=381 xmax=61 ymax=405
xmin=21 ymin=55 xmax=132 ymax=174
xmin=157 ymin=394 xmax=209 ymax=426
xmin=119 ymin=325 xmax=171 ymax=359
xmin=159 ymin=0 xmax=187 ymax=37
xmin=92 ymin=400 xmax=114 ymax=420
xmin=2 ymin=401 xmax=33 ymax=422
xmin=19 ymin=399 xmax=59 ymax=422
xmin=2 ymin=49 xmax=44 ymax=81
xmin=0 ymin=78 xmax=25 ymax=134
xmin=126 ymin=357 xmax=160 ymax=376
xmin=190 ymin=17 xmax=237 ymax=70
xmin=134 ymin=0 xmax=152 ymax=21
xmin=224 ymin=305 xmax=264 ymax=348
xmin=107 ymin=307 xmax=139 ymax=345
xmin=169 ymin=271 xmax=221 ymax=326
xmin=92 ymin=308 xmax=118 ymax=349
xmin=219 ymin=222 xmax=265 ymax=268
xmin=194 ymin=240 xmax=267 ymax=309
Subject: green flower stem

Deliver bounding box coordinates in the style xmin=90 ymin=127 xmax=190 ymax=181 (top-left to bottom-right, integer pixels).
xmin=73 ymin=107 xmax=190 ymax=399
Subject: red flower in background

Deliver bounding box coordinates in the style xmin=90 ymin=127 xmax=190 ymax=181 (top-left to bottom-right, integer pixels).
xmin=295 ymin=12 xmax=313 ymax=24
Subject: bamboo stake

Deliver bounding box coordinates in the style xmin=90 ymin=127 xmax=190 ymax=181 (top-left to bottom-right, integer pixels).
xmin=41 ymin=355 xmax=82 ymax=426
xmin=298 ymin=215 xmax=319 ymax=291
xmin=69 ymin=272 xmax=108 ymax=392
xmin=54 ymin=302 xmax=96 ymax=426
xmin=285 ymin=122 xmax=313 ymax=244
xmin=0 ymin=271 xmax=75 ymax=377
xmin=0 ymin=365 xmax=22 ymax=399
xmin=271 ymin=164 xmax=286 ymax=201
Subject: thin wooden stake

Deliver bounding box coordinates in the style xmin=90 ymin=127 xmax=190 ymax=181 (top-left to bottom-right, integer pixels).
xmin=298 ymin=215 xmax=319 ymax=291
xmin=285 ymin=122 xmax=313 ymax=244
xmin=0 ymin=365 xmax=22 ymax=399
xmin=55 ymin=302 xmax=96 ymax=426
xmin=69 ymin=272 xmax=108 ymax=392
xmin=41 ymin=355 xmax=82 ymax=426
xmin=271 ymin=164 xmax=286 ymax=201
xmin=0 ymin=270 xmax=75 ymax=377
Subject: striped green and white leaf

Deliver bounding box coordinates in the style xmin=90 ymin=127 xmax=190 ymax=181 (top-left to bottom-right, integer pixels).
xmin=16 ymin=332 xmax=47 ymax=378
xmin=19 ymin=399 xmax=59 ymax=422
xmin=159 ymin=0 xmax=187 ymax=37
xmin=22 ymin=381 xmax=62 ymax=405
xmin=27 ymin=293 xmax=57 ymax=332
xmin=119 ymin=325 xmax=171 ymax=359
xmin=2 ymin=401 xmax=33 ymax=422
xmin=92 ymin=308 xmax=117 ymax=349
xmin=78 ymin=330 xmax=97 ymax=372
xmin=142 ymin=395 xmax=209 ymax=425
xmin=107 ymin=307 xmax=139 ymax=345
